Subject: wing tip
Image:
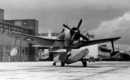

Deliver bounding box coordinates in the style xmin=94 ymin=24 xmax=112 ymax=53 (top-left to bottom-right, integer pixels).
xmin=116 ymin=37 xmax=121 ymax=40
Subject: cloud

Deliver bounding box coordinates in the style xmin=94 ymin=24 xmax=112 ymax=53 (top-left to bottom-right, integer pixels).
xmin=86 ymin=0 xmax=130 ymax=9
xmin=0 ymin=0 xmax=130 ymax=10
xmin=90 ymin=11 xmax=130 ymax=45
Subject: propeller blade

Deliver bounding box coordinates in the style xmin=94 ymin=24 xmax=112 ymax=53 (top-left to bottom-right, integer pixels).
xmin=61 ymin=28 xmax=65 ymax=33
xmin=63 ymin=24 xmax=71 ymax=30
xmin=77 ymin=19 xmax=82 ymax=29
xmin=80 ymin=34 xmax=89 ymax=41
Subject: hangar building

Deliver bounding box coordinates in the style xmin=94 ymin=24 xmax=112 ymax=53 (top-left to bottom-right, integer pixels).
xmin=0 ymin=9 xmax=38 ymax=62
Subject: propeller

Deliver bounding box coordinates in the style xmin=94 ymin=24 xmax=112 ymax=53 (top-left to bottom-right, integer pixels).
xmin=77 ymin=19 xmax=82 ymax=29
xmin=63 ymin=19 xmax=89 ymax=45
xmin=63 ymin=24 xmax=71 ymax=30
xmin=80 ymin=34 xmax=89 ymax=40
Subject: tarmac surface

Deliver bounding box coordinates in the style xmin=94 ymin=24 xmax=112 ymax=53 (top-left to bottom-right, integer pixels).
xmin=0 ymin=61 xmax=130 ymax=80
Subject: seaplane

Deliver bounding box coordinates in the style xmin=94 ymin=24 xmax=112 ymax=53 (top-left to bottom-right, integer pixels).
xmin=5 ymin=19 xmax=121 ymax=67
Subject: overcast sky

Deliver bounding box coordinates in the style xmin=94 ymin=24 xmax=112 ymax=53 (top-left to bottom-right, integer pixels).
xmin=0 ymin=0 xmax=130 ymax=50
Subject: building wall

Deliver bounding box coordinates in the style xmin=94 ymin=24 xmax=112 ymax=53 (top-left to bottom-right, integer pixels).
xmin=86 ymin=44 xmax=98 ymax=58
xmin=0 ymin=19 xmax=38 ymax=62
xmin=0 ymin=9 xmax=4 ymax=20
xmin=0 ymin=34 xmax=29 ymax=62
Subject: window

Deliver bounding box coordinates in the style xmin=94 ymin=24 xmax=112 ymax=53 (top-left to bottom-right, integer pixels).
xmin=15 ymin=21 xmax=22 ymax=26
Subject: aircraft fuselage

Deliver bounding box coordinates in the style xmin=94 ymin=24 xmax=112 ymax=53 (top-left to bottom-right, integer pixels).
xmin=66 ymin=46 xmax=89 ymax=64
xmin=53 ymin=46 xmax=89 ymax=65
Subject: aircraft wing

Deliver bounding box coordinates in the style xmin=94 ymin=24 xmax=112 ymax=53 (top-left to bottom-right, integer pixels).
xmin=6 ymin=32 xmax=64 ymax=48
xmin=74 ymin=37 xmax=121 ymax=48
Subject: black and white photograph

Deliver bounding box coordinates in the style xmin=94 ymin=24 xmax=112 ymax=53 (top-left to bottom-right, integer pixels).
xmin=0 ymin=0 xmax=130 ymax=80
